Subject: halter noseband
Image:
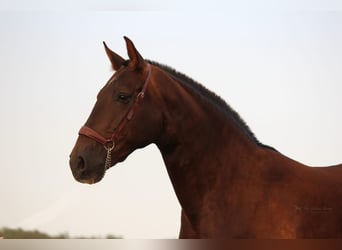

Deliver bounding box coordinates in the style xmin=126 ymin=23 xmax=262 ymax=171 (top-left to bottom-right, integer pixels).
xmin=78 ymin=64 xmax=152 ymax=169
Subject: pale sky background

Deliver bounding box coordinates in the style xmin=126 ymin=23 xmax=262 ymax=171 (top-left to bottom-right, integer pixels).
xmin=0 ymin=1 xmax=341 ymax=239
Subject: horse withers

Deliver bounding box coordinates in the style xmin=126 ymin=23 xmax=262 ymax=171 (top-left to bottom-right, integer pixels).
xmin=69 ymin=37 xmax=342 ymax=238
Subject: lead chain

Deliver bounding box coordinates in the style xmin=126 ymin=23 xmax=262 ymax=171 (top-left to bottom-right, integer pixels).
xmin=104 ymin=148 xmax=112 ymax=170
xmin=104 ymin=142 xmax=115 ymax=170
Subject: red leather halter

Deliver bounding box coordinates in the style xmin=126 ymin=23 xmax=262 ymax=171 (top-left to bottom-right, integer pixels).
xmin=78 ymin=64 xmax=152 ymax=164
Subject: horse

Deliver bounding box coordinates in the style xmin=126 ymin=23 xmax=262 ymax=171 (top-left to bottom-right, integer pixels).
xmin=69 ymin=36 xmax=342 ymax=238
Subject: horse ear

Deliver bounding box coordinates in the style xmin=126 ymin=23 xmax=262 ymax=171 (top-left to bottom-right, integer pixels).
xmin=103 ymin=41 xmax=125 ymax=71
xmin=124 ymin=36 xmax=145 ymax=69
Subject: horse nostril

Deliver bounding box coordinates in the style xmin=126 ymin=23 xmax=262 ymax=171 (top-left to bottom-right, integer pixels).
xmin=77 ymin=156 xmax=86 ymax=172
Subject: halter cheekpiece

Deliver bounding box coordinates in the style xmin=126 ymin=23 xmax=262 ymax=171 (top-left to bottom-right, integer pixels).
xmin=78 ymin=64 xmax=152 ymax=170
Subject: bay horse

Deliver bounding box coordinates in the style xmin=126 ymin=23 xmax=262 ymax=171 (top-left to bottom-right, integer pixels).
xmin=69 ymin=37 xmax=342 ymax=238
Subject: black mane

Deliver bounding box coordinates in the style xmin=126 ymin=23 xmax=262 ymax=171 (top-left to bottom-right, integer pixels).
xmin=147 ymin=60 xmax=276 ymax=151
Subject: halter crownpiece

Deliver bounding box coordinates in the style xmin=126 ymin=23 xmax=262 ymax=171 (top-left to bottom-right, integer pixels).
xmin=78 ymin=63 xmax=152 ymax=169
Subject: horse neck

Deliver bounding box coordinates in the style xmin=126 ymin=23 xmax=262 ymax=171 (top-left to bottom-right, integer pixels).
xmin=151 ymin=66 xmax=260 ymax=219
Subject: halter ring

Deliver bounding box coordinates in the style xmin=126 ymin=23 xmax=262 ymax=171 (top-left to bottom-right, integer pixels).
xmin=104 ymin=141 xmax=115 ymax=151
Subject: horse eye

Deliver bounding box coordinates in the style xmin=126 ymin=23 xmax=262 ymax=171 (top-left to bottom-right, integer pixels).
xmin=117 ymin=93 xmax=131 ymax=103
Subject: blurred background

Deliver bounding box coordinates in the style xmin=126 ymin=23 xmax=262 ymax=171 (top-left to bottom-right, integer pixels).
xmin=0 ymin=0 xmax=341 ymax=239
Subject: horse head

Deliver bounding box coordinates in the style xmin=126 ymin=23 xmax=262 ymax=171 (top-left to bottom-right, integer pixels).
xmin=69 ymin=37 xmax=162 ymax=184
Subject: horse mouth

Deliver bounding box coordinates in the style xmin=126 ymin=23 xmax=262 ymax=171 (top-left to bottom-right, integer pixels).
xmin=82 ymin=176 xmax=103 ymax=184
xmin=77 ymin=174 xmax=105 ymax=184
xmin=73 ymin=167 xmax=106 ymax=185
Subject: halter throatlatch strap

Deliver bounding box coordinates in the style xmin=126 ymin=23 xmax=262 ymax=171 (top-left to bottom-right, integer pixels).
xmin=78 ymin=64 xmax=152 ymax=169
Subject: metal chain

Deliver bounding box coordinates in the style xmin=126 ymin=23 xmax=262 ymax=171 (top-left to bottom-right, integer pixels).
xmin=104 ymin=148 xmax=112 ymax=170
xmin=104 ymin=142 xmax=115 ymax=170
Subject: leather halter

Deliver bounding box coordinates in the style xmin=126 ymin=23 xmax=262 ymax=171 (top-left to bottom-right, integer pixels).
xmin=79 ymin=63 xmax=152 ymax=150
